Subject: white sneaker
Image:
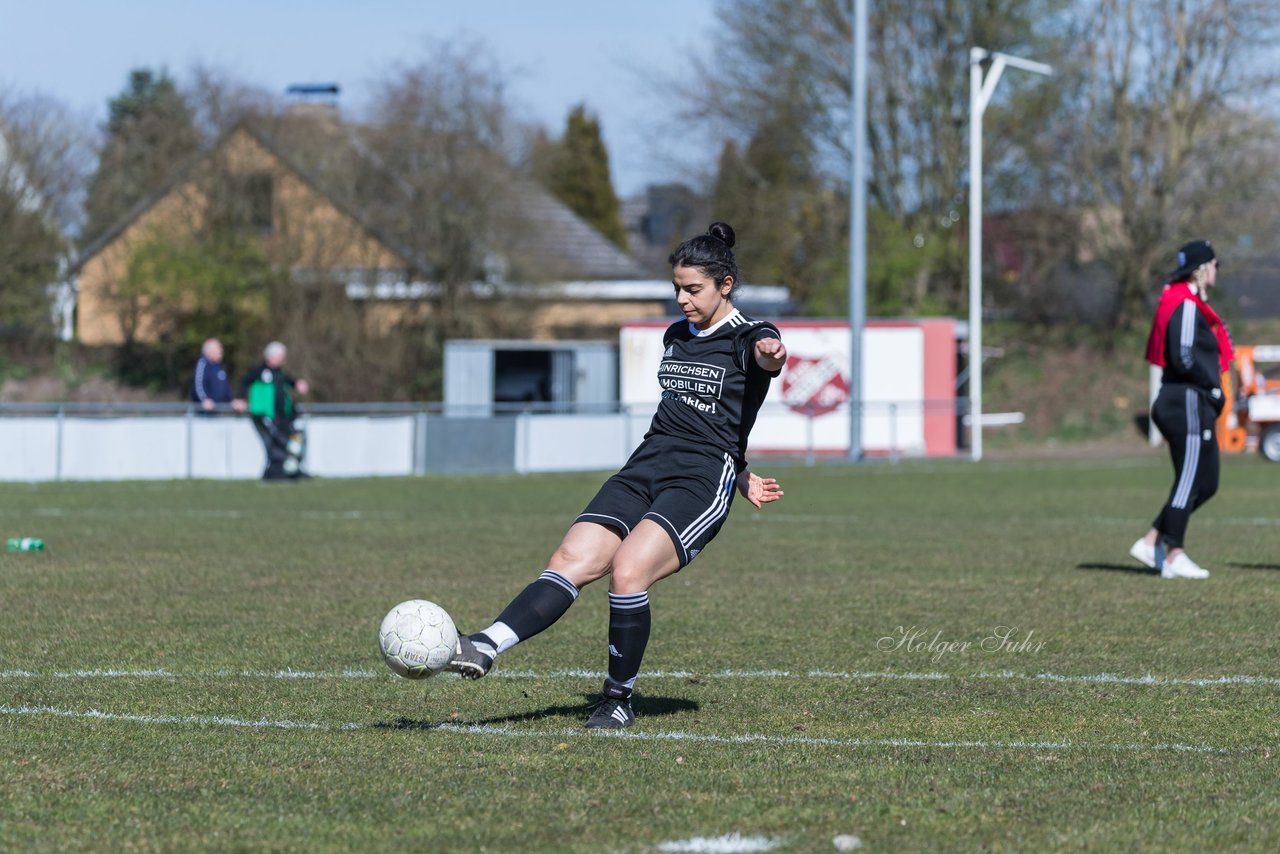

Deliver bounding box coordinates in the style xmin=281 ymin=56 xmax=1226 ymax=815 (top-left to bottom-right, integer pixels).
xmin=1129 ymin=538 xmax=1160 ymax=570
xmin=1161 ymin=553 xmax=1209 ymax=580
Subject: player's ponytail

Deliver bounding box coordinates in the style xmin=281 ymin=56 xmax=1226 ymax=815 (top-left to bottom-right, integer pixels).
xmin=669 ymin=222 xmax=740 ymax=300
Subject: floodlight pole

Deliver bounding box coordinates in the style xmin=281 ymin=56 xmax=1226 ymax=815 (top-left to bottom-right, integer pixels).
xmin=968 ymin=47 xmax=1051 ymax=462
xmin=848 ymin=0 xmax=868 ymax=460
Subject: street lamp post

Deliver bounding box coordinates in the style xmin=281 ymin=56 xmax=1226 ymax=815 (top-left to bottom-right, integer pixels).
xmin=968 ymin=47 xmax=1051 ymax=462
xmin=848 ymin=0 xmax=867 ymax=461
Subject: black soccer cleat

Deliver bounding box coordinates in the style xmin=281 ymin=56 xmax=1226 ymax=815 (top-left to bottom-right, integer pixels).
xmin=447 ymin=635 xmax=494 ymax=680
xmin=585 ymin=682 xmax=635 ymax=729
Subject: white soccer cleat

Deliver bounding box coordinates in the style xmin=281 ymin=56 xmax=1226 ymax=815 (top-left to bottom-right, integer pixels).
xmin=1161 ymin=553 xmax=1209 ymax=580
xmin=1129 ymin=538 xmax=1160 ymax=570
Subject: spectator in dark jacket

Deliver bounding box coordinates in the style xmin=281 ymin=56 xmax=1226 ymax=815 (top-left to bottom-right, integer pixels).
xmin=191 ymin=338 xmax=233 ymax=412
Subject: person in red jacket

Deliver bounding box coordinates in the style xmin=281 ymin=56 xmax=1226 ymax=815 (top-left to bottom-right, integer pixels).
xmin=1130 ymin=240 xmax=1233 ymax=579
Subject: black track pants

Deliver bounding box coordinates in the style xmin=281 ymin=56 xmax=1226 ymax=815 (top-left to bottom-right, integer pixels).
xmin=1150 ymin=385 xmax=1219 ymax=549
xmin=251 ymin=416 xmax=293 ymax=479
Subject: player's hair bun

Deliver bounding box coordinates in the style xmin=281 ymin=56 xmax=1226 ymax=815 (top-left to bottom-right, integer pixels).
xmin=707 ymin=221 xmax=736 ymax=248
xmin=669 ymin=221 xmax=740 ymax=294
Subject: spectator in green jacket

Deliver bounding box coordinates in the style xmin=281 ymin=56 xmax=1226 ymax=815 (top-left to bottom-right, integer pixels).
xmin=232 ymin=341 xmax=310 ymax=480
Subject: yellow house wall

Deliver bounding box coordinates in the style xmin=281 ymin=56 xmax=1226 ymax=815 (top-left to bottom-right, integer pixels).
xmin=76 ymin=128 xmax=406 ymax=346
xmin=526 ymin=301 xmax=667 ymax=340
xmin=75 ymin=128 xmax=661 ymax=350
xmin=360 ymin=299 xmax=668 ymax=340
xmin=75 ymin=186 xmax=207 ymax=346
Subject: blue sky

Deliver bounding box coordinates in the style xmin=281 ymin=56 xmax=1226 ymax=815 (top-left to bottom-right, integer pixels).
xmin=0 ymin=0 xmax=718 ymax=196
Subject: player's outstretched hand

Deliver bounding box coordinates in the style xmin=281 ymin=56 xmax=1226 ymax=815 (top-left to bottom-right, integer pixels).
xmin=737 ymin=470 xmax=784 ymax=509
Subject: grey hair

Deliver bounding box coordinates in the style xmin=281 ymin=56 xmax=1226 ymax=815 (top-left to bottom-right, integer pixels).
xmin=264 ymin=341 xmax=287 ymax=360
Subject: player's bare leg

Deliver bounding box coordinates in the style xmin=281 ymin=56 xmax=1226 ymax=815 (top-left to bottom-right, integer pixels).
xmin=449 ymin=522 xmax=621 ymax=678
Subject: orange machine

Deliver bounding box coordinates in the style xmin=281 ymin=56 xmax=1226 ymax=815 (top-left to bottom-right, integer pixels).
xmin=1218 ymin=345 xmax=1280 ymax=461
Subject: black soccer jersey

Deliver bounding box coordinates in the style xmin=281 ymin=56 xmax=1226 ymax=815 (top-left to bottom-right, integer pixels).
xmin=644 ymin=309 xmax=782 ymax=469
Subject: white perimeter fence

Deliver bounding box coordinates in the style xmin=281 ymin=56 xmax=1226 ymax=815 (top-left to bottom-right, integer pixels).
xmin=0 ymin=400 xmax=966 ymax=482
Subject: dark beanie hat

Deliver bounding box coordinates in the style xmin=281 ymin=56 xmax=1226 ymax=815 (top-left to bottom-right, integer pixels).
xmin=1166 ymin=239 xmax=1217 ymax=283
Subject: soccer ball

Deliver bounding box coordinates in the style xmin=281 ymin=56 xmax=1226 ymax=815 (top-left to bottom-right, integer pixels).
xmin=378 ymin=599 xmax=459 ymax=679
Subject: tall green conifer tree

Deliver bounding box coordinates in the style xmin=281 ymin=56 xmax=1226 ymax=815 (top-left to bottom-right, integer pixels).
xmin=534 ymin=105 xmax=627 ymax=249
xmin=83 ymin=69 xmax=200 ymax=242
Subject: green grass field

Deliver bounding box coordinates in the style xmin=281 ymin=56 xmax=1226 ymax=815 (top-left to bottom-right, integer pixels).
xmin=2 ymin=455 xmax=1278 ymax=852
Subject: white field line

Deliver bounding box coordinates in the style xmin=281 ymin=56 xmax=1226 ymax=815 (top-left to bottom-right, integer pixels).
xmin=0 ymin=668 xmax=382 ymax=679
xmin=22 ymin=507 xmax=1276 ymax=526
xmin=0 ymin=703 xmax=1266 ymax=756
xmin=657 ymin=833 xmax=779 ymax=853
xmin=751 ymin=514 xmax=1280 ymax=527
xmin=24 ymin=507 xmax=407 ymax=520
xmin=0 ymin=703 xmax=361 ymax=731
xmin=3 ymin=667 xmax=1280 ymax=688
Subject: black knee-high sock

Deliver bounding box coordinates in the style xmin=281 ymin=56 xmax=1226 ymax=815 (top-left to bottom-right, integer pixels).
xmin=489 ymin=570 xmax=579 ymax=646
xmin=606 ymin=591 xmax=651 ymax=693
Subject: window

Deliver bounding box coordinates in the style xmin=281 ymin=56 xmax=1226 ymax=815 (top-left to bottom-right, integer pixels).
xmin=209 ymin=172 xmax=274 ymax=234
xmin=241 ymin=173 xmax=273 ymax=233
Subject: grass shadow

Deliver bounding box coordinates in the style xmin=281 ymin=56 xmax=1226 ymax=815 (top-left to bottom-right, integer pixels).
xmin=372 ymin=694 xmax=700 ymax=731
xmin=1076 ymin=562 xmax=1157 ymax=576
xmin=372 ymin=718 xmax=454 ymax=731
xmin=1227 ymin=562 xmax=1280 ymax=571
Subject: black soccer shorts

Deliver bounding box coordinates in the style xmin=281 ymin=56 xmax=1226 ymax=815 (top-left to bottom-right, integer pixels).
xmin=576 ymin=436 xmax=738 ymax=567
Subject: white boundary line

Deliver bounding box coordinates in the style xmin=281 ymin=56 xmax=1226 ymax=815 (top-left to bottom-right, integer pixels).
xmin=657 ymin=833 xmax=779 ymax=853
xmin=0 ymin=703 xmax=1267 ymax=756
xmin=0 ymin=703 xmax=361 ymax=731
xmin=23 ymin=507 xmax=409 ymax=520
xmin=2 ymin=667 xmax=1279 ymax=687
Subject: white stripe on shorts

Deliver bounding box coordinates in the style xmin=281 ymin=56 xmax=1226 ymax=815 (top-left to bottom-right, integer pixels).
xmin=679 ymin=453 xmax=736 ymax=550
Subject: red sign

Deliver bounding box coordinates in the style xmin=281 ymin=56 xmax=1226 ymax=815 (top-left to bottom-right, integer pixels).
xmin=781 ymin=355 xmax=850 ymax=416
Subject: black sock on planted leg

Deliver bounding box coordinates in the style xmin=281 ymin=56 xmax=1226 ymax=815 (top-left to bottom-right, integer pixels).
xmin=605 ymin=591 xmax=650 ymax=695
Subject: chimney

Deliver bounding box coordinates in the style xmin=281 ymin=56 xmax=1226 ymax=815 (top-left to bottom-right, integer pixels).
xmin=285 ymin=83 xmax=340 ymax=121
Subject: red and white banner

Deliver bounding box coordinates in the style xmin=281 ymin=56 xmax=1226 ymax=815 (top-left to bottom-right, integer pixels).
xmin=620 ymin=318 xmax=957 ymax=457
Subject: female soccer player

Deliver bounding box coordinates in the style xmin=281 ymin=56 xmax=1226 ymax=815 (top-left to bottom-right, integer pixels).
xmin=449 ymin=221 xmax=788 ymax=728
xmin=1130 ymin=239 xmax=1231 ymax=579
